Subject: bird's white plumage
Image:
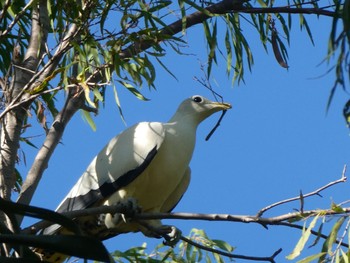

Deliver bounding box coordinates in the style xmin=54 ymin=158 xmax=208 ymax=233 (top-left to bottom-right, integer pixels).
xmin=38 ymin=95 xmax=231 ymax=262
xmin=57 ymin=121 xmax=166 ymax=211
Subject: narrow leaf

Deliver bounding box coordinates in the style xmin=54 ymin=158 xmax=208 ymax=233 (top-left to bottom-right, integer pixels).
xmin=81 ymin=110 xmax=96 ymax=131
xmin=112 ymin=84 xmax=126 ymax=125
xmin=212 ymin=239 xmax=235 ymax=252
xmin=286 ymin=215 xmax=319 ymax=260
xmin=340 ymin=249 xmax=349 ymax=263
xmin=297 ymin=252 xmax=327 ymax=263
xmin=81 ymin=82 xmax=96 ymax=108
xmin=119 ymin=81 xmax=149 ymax=101
xmin=92 ymin=87 xmax=104 ymax=102
xmin=324 ymin=217 xmax=346 ymax=255
xmin=271 ymin=29 xmax=289 ymax=68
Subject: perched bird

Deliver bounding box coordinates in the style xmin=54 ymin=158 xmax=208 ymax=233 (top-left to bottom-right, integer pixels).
xmin=37 ymin=95 xmax=231 ymax=262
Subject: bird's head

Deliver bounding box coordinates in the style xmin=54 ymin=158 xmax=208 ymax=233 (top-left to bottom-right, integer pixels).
xmin=170 ymin=95 xmax=232 ymax=124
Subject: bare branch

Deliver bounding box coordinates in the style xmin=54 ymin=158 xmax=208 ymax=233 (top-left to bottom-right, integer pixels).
xmin=24 ymin=1 xmax=48 ymax=62
xmin=256 ymin=165 xmax=347 ymax=217
xmin=0 ymin=2 xmax=50 ymax=238
xmin=16 ymin=87 xmax=86 ymax=225
xmin=22 ymin=205 xmax=350 ymax=242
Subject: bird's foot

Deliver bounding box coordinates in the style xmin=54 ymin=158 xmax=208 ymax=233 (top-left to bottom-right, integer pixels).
xmin=104 ymin=198 xmax=141 ymax=228
xmin=156 ymin=225 xmax=182 ymax=247
xmin=118 ymin=197 xmax=141 ymax=218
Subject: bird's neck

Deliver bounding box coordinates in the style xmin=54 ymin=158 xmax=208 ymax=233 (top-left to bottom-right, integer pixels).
xmin=164 ymin=120 xmax=197 ymax=156
xmin=168 ymin=113 xmax=201 ymax=128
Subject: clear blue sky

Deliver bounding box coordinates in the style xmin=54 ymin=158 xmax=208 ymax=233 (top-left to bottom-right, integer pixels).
xmin=17 ymin=6 xmax=350 ymax=262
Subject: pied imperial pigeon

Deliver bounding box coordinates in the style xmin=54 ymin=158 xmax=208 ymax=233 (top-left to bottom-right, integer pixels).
xmin=37 ymin=95 xmax=231 ymax=262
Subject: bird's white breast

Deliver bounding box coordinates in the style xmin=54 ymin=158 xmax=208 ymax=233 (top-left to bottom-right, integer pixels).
xmin=105 ymin=121 xmax=196 ymax=213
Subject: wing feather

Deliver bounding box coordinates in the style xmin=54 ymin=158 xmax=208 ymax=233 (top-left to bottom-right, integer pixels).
xmin=55 ymin=122 xmax=165 ymax=213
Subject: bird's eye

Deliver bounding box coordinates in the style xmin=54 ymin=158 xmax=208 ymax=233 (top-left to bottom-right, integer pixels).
xmin=193 ymin=96 xmax=203 ymax=103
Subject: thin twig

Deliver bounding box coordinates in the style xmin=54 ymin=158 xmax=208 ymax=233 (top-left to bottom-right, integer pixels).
xmin=181 ymin=235 xmax=282 ymax=262
xmin=0 ymin=86 xmax=64 ymax=114
xmin=205 ymin=110 xmax=227 ymax=141
xmin=256 ymin=165 xmax=347 ymax=217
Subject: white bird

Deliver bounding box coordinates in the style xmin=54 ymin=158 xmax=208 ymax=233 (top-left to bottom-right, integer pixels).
xmin=37 ymin=95 xmax=231 ymax=262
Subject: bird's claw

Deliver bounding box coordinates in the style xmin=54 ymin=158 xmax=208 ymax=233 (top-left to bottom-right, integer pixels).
xmin=105 ymin=198 xmax=141 ymax=228
xmin=158 ymin=226 xmax=182 ymax=247
xmin=118 ymin=197 xmax=141 ymax=217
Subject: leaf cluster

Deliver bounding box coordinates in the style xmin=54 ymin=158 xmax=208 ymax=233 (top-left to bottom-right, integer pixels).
xmin=111 ymin=228 xmax=234 ymax=263
xmin=286 ymin=205 xmax=350 ymax=263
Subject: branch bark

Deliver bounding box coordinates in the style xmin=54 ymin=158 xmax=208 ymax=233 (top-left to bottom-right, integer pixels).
xmin=0 ymin=1 xmax=48 ymax=223
xmin=16 ymin=87 xmax=85 ymax=225
xmin=119 ymin=0 xmax=246 ymax=59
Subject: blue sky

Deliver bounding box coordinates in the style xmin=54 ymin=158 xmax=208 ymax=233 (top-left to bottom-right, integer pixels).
xmin=17 ymin=6 xmax=350 ymax=263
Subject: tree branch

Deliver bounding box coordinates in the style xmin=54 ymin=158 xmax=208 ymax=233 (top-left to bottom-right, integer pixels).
xmin=87 ymin=0 xmax=338 ymax=88
xmin=119 ymin=0 xmax=246 ymax=59
xmin=14 ymin=21 xmax=82 ymax=222
xmin=16 ymin=87 xmax=86 ymax=225
xmin=256 ymin=165 xmax=347 ymax=217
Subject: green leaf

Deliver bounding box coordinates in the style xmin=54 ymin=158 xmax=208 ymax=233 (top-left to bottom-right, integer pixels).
xmin=224 ymin=29 xmax=232 ymax=75
xmin=340 ymin=249 xmax=349 ymax=263
xmin=300 ymin=15 xmax=314 ymax=46
xmin=308 ymin=221 xmax=324 ymax=248
xmin=331 ymin=202 xmax=345 ymax=213
xmin=155 ymin=57 xmax=178 ymax=81
xmin=118 ymin=81 xmax=149 ymax=101
xmin=92 ymin=87 xmax=104 ymax=102
xmin=276 ymin=13 xmax=290 ymax=45
xmin=257 ymin=0 xmax=267 ymax=7
xmin=178 ymin=0 xmax=186 ymax=34
xmin=296 ymin=252 xmax=327 ymax=263
xmin=20 ymin=137 xmax=38 ymax=149
xmin=112 ymin=84 xmax=126 ymax=125
xmin=322 ymin=217 xmax=346 ymax=256
xmin=212 ymin=239 xmax=235 ymax=252
xmin=286 ymin=214 xmax=320 ymax=260
xmin=343 ymin=99 xmax=350 ymax=127
xmin=81 ymin=110 xmax=97 ymax=131
xmin=182 ymin=0 xmax=214 ymax=17
xmin=213 ymin=252 xmax=223 ymax=263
